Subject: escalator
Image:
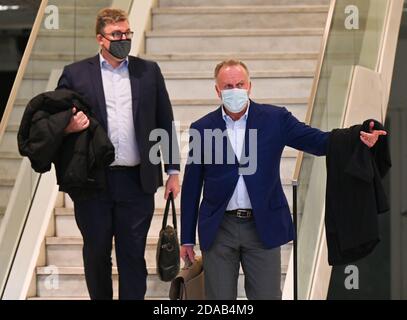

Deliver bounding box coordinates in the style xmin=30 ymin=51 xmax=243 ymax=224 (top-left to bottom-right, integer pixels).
xmin=286 ymin=0 xmax=404 ymax=299
xmin=328 ymin=1 xmax=407 ymax=299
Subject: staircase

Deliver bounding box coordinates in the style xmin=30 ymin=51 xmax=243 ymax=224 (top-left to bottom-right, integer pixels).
xmin=29 ymin=0 xmax=330 ymax=299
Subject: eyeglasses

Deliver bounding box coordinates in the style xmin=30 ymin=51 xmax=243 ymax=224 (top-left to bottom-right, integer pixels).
xmin=102 ymin=31 xmax=134 ymax=40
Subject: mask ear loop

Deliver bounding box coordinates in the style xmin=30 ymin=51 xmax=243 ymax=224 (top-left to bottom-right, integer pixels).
xmin=99 ymin=33 xmax=110 ymax=56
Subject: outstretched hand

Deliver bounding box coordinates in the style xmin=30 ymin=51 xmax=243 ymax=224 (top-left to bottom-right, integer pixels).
xmin=360 ymin=121 xmax=387 ymax=148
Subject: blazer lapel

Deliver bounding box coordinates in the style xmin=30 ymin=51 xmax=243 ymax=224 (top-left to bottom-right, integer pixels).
xmin=88 ymin=55 xmax=108 ymax=130
xmin=128 ymin=57 xmax=141 ymax=133
xmin=210 ymin=106 xmax=226 ymax=131
xmin=241 ymin=100 xmax=260 ymax=162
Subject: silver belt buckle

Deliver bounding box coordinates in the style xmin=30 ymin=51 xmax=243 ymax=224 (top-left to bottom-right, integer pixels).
xmin=236 ymin=209 xmax=250 ymax=218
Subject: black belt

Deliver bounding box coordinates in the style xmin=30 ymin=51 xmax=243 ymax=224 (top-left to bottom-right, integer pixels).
xmin=108 ymin=165 xmax=140 ymax=171
xmin=226 ymin=209 xmax=253 ymax=218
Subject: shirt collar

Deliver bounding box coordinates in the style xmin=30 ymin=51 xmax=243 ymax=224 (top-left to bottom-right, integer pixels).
xmin=222 ymin=100 xmax=250 ymax=123
xmin=99 ymin=52 xmax=129 ymax=69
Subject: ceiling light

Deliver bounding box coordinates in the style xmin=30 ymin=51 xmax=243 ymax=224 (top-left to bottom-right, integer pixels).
xmin=0 ymin=5 xmax=20 ymax=11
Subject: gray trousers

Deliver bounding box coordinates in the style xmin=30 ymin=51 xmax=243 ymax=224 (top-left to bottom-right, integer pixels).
xmin=202 ymin=215 xmax=282 ymax=300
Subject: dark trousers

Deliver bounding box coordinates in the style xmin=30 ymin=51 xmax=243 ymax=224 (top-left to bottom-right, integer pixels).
xmin=73 ymin=166 xmax=154 ymax=300
xmin=202 ymin=215 xmax=282 ymax=300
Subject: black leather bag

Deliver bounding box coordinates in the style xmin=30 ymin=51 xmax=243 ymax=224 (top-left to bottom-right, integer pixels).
xmin=156 ymin=193 xmax=180 ymax=282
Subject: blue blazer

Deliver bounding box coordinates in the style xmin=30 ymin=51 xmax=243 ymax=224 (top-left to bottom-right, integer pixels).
xmin=181 ymin=101 xmax=329 ymax=251
xmin=56 ymin=55 xmax=180 ymax=194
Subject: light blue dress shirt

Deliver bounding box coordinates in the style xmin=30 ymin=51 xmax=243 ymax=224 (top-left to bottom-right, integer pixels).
xmin=222 ymin=104 xmax=253 ymax=210
xmin=100 ymin=54 xmax=141 ymax=167
xmin=99 ymin=54 xmax=178 ymax=175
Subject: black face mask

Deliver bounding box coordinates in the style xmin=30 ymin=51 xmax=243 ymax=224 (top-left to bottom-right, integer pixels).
xmin=106 ymin=39 xmax=131 ymax=60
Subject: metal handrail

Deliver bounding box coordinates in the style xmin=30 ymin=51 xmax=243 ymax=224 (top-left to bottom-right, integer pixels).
xmin=290 ymin=0 xmax=404 ymax=300
xmin=292 ymin=0 xmax=336 ymax=185
xmin=289 ymin=0 xmax=336 ymax=301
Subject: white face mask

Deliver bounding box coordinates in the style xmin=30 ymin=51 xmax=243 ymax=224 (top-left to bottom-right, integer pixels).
xmin=221 ymin=88 xmax=249 ymax=113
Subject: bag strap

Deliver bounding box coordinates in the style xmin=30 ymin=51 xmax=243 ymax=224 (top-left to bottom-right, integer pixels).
xmin=162 ymin=192 xmax=177 ymax=230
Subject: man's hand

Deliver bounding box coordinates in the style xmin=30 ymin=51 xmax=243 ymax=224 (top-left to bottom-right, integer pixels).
xmin=360 ymin=121 xmax=387 ymax=148
xmin=64 ymin=107 xmax=90 ymax=134
xmin=165 ymin=174 xmax=180 ymax=199
xmin=180 ymin=244 xmax=196 ymax=263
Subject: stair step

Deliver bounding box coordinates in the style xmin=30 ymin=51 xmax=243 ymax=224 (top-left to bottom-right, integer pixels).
xmin=142 ymin=52 xmax=319 ymax=61
xmin=28 ymin=52 xmax=318 ymax=74
xmin=0 ymin=179 xmax=16 ymax=187
xmin=0 ymin=158 xmax=22 ymax=181
xmin=45 ymin=235 xmax=170 ymax=245
xmin=0 ymin=131 xmax=18 ymax=154
xmin=44 ymin=236 xmax=291 ymax=271
xmin=13 ymin=97 xmax=308 ymax=107
xmin=146 ymin=28 xmax=323 ymax=55
xmin=164 ymin=70 xmax=315 ymax=79
xmin=159 ymin=0 xmax=330 ymax=6
xmin=0 ymin=184 xmax=13 ymax=208
xmin=0 ymin=151 xmax=22 ymax=160
xmin=8 ymin=105 xmax=25 ymax=129
xmin=45 ymin=236 xmax=202 ymax=268
xmin=50 ymin=0 xmax=112 ymax=8
xmin=35 ymin=266 xmax=286 ymax=298
xmin=27 ymin=59 xmax=76 ymax=75
xmin=24 ymin=73 xmax=50 ymax=81
xmin=17 ymin=78 xmax=48 ymax=101
xmin=42 ymin=6 xmax=102 ymax=31
xmin=49 ymin=6 xmax=105 ymax=14
xmin=13 ymin=98 xmax=309 ymax=125
xmin=152 ymin=6 xmax=328 ymax=30
xmin=25 ymin=70 xmax=314 ymax=81
xmin=5 ymin=125 xmax=19 ymax=133
xmin=12 ymin=100 xmax=308 ymax=126
xmin=165 ymin=77 xmax=313 ymax=100
xmin=38 ymin=30 xmax=96 ymax=37
xmin=35 ymin=266 xmax=178 ymax=298
xmin=143 ymin=53 xmax=318 ymax=73
xmin=30 ymin=53 xmax=90 ymax=61
xmin=13 ymin=99 xmax=32 ymax=107
xmin=153 ymin=5 xmax=329 ymax=14
xmin=147 ymin=28 xmax=324 ymax=37
xmin=34 ymin=31 xmax=98 ymax=55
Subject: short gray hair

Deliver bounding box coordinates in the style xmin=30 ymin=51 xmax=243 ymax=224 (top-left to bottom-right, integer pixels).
xmin=214 ymin=59 xmax=250 ymax=79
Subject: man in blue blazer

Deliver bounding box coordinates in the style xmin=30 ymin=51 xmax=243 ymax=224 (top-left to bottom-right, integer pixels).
xmin=180 ymin=60 xmax=386 ymax=300
xmin=56 ymin=8 xmax=180 ymax=300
